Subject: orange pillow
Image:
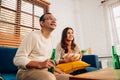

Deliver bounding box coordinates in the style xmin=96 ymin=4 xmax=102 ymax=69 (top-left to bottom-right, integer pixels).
xmin=56 ymin=61 xmax=90 ymax=74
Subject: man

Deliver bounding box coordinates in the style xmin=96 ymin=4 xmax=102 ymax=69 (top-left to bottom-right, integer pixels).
xmin=14 ymin=13 xmax=71 ymax=80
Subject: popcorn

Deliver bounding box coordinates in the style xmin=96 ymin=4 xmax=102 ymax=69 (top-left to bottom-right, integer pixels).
xmin=63 ymin=53 xmax=81 ymax=61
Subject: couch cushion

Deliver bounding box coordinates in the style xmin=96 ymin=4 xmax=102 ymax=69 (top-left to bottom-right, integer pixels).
xmin=1 ymin=74 xmax=16 ymax=80
xmin=0 ymin=47 xmax=18 ymax=73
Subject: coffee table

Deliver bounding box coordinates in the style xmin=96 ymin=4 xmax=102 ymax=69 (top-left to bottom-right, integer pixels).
xmin=69 ymin=68 xmax=120 ymax=80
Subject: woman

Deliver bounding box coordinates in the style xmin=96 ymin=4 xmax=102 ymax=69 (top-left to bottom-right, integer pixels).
xmin=56 ymin=27 xmax=82 ymax=64
xmin=56 ymin=27 xmax=97 ymax=74
xmin=56 ymin=27 xmax=84 ymax=75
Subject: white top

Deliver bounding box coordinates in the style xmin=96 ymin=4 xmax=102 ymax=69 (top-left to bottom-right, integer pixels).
xmin=14 ymin=30 xmax=53 ymax=69
xmin=55 ymin=43 xmax=80 ymax=64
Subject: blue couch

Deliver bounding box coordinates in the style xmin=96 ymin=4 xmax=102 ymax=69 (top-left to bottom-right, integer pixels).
xmin=0 ymin=47 xmax=18 ymax=80
xmin=0 ymin=46 xmax=100 ymax=80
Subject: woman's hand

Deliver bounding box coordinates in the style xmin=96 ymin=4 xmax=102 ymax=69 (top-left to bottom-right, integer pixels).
xmin=63 ymin=52 xmax=82 ymax=62
xmin=64 ymin=55 xmax=75 ymax=62
xmin=63 ymin=53 xmax=77 ymax=62
xmin=78 ymin=51 xmax=82 ymax=60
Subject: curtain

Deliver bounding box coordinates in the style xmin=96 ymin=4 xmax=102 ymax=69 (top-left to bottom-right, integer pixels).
xmin=103 ymin=0 xmax=120 ymax=55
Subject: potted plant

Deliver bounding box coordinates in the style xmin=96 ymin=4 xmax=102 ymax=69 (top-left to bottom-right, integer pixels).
xmin=81 ymin=49 xmax=87 ymax=54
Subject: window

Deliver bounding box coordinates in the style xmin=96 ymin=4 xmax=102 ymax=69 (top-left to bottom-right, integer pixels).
xmin=0 ymin=0 xmax=50 ymax=47
xmin=113 ymin=5 xmax=120 ymax=43
xmin=104 ymin=0 xmax=120 ymax=55
xmin=112 ymin=4 xmax=120 ymax=55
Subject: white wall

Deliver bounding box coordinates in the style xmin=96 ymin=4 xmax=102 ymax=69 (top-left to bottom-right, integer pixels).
xmin=48 ymin=0 xmax=112 ymax=57
xmin=49 ymin=0 xmax=78 ymax=47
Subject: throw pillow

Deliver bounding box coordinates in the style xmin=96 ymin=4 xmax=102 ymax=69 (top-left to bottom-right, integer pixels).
xmin=56 ymin=61 xmax=90 ymax=74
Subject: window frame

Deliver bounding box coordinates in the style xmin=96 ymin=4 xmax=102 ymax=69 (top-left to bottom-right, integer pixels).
xmin=0 ymin=0 xmax=50 ymax=47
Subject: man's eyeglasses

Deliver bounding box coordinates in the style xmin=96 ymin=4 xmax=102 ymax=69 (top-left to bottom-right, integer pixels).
xmin=44 ymin=17 xmax=56 ymax=21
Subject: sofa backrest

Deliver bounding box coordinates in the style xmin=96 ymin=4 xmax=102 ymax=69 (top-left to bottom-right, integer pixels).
xmin=82 ymin=55 xmax=100 ymax=69
xmin=0 ymin=46 xmax=18 ymax=73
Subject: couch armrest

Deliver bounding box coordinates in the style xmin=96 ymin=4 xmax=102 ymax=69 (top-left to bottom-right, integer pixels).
xmin=82 ymin=55 xmax=100 ymax=69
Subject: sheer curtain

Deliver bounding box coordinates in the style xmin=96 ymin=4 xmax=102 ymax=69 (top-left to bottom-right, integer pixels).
xmin=103 ymin=0 xmax=120 ymax=55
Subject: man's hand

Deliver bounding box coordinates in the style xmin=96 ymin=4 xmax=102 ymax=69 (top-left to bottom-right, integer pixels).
xmin=38 ymin=59 xmax=55 ymax=69
xmin=26 ymin=59 xmax=55 ymax=69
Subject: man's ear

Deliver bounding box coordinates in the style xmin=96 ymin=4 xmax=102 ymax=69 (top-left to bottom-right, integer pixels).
xmin=40 ymin=21 xmax=44 ymax=26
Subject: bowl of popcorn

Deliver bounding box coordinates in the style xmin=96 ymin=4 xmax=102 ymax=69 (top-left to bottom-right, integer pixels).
xmin=63 ymin=53 xmax=81 ymax=61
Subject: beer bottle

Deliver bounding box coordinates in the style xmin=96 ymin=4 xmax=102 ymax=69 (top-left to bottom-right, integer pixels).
xmin=48 ymin=49 xmax=56 ymax=73
xmin=112 ymin=46 xmax=120 ymax=69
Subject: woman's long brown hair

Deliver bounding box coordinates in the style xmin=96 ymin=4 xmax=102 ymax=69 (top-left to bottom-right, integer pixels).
xmin=61 ymin=27 xmax=76 ymax=53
